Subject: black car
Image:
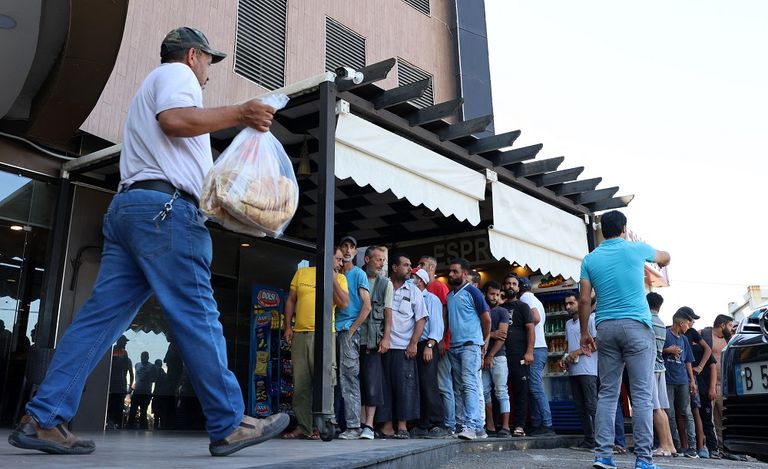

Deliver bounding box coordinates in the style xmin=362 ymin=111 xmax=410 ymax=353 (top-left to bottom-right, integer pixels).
xmin=721 ymin=306 xmax=768 ymax=462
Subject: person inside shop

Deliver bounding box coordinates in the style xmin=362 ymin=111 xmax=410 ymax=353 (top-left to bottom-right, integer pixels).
xmin=502 ymin=275 xmax=534 ymax=437
xmin=335 ymin=235 xmax=371 ymax=440
xmin=107 ymin=335 xmax=133 ymax=429
xmin=663 ymin=310 xmax=698 ymax=458
xmin=561 ymin=292 xmax=598 ymax=451
xmin=358 ymin=246 xmax=393 ymax=440
xmin=517 ymin=277 xmax=554 ymax=436
xmin=128 ymin=351 xmax=156 ymax=430
xmin=9 ymin=27 xmax=289 ymax=456
xmin=446 ymin=258 xmax=490 ymax=440
xmin=151 ymin=358 xmax=172 ymax=430
xmin=481 ymin=281 xmax=511 ymax=437
xmin=645 ymin=292 xmax=678 ymax=458
xmin=411 ymin=267 xmax=450 ymax=438
xmin=375 ymin=253 xmax=427 ymax=439
xmin=417 ymin=255 xmax=455 ymax=435
xmin=578 ymin=209 xmax=670 ymax=469
xmin=282 ymin=246 xmax=349 ymax=440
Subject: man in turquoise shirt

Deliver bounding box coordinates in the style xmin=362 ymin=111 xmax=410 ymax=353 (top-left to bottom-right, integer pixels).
xmin=578 ymin=211 xmax=670 ymax=469
xmin=335 ymin=235 xmax=371 ymax=439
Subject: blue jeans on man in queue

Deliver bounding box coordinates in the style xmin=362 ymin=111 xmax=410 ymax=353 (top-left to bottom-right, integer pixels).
xmin=26 ymin=189 xmax=244 ymax=441
xmin=437 ymin=350 xmax=456 ymax=429
xmin=594 ymin=319 xmax=656 ymax=465
xmin=528 ymin=347 xmax=552 ymax=428
xmin=448 ymin=344 xmax=483 ymax=431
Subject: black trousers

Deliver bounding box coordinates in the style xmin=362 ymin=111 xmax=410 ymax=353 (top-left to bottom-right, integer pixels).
xmin=570 ymin=374 xmax=598 ymax=445
xmin=416 ymin=341 xmax=444 ymax=429
xmin=375 ymin=349 xmax=419 ymax=423
xmin=698 ymin=391 xmax=719 ymax=451
xmin=507 ymin=351 xmax=529 ymax=428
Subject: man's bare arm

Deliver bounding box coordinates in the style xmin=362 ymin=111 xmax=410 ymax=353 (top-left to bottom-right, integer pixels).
xmin=157 ymin=99 xmax=275 ymax=137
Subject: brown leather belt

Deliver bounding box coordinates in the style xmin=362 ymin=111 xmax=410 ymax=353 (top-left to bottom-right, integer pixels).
xmin=124 ymin=180 xmax=198 ymax=206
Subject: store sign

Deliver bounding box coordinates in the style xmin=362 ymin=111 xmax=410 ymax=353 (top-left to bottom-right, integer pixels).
xmin=404 ymin=234 xmax=493 ymax=269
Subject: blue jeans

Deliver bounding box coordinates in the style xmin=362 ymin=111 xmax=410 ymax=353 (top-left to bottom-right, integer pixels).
xmin=437 ymin=350 xmax=456 ymax=428
xmin=448 ymin=344 xmax=483 ymax=431
xmin=594 ymin=319 xmax=656 ymax=464
xmin=528 ymin=347 xmax=552 ymax=427
xmin=482 ymin=355 xmax=510 ymax=413
xmin=26 ymin=189 xmax=243 ymax=441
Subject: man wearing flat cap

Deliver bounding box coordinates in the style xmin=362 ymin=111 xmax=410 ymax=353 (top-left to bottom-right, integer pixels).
xmin=10 ymin=26 xmax=287 ymax=456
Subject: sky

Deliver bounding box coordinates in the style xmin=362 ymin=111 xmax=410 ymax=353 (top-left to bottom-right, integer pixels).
xmin=485 ymin=0 xmax=768 ymax=326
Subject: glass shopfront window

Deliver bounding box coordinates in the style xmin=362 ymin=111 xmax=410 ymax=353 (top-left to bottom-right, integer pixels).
xmin=0 ymin=171 xmax=56 ymax=426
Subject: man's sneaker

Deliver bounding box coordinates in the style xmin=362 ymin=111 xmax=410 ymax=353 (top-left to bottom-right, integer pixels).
xmin=8 ymin=414 xmax=96 ymax=455
xmin=529 ymin=426 xmax=556 ymax=436
xmin=634 ymin=460 xmax=662 ymax=469
xmin=475 ymin=429 xmax=488 ymax=439
xmin=709 ymin=449 xmax=722 ymax=459
xmin=697 ymin=447 xmax=709 ymax=459
xmin=457 ymin=428 xmax=476 ymax=440
xmin=683 ymin=448 xmax=699 ymax=458
xmin=338 ymin=428 xmax=363 ymax=440
xmin=209 ymin=414 xmax=289 ymax=456
xmin=424 ymin=426 xmax=452 ymax=439
xmin=410 ymin=427 xmax=429 ymax=438
xmin=593 ymin=457 xmax=618 ymax=469
xmin=360 ymin=426 xmax=375 ymax=440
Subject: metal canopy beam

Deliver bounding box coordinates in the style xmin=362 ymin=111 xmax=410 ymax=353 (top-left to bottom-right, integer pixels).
xmin=435 ymin=115 xmax=493 ymax=141
xmin=553 ymin=177 xmax=602 ymax=196
xmin=372 ymin=78 xmax=431 ymax=109
xmin=491 ymin=144 xmax=543 ymax=167
xmin=534 ymin=166 xmax=584 ymax=186
xmin=467 ymin=130 xmax=521 ymax=154
xmin=514 ymin=156 xmax=565 ymax=177
xmin=573 ymin=186 xmax=619 ymax=205
xmin=335 ymin=58 xmax=396 ymax=91
xmin=586 ymin=194 xmax=634 ymax=211
xmin=407 ymin=98 xmax=463 ymax=126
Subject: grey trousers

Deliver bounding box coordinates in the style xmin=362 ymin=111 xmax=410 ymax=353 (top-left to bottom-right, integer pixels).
xmin=594 ymin=319 xmax=656 ymax=464
xmin=337 ymin=329 xmax=362 ymax=428
xmin=666 ymin=383 xmax=696 ymax=450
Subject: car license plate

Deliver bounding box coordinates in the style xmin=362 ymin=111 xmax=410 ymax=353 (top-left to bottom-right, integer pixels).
xmin=736 ymin=361 xmax=768 ymax=395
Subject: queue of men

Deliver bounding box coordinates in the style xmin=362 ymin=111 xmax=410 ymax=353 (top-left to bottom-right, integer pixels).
xmin=281 ymin=216 xmax=738 ymax=469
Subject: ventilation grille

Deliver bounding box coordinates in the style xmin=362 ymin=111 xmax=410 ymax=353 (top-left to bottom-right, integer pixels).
xmin=397 ymin=58 xmax=434 ymax=109
xmin=402 ymin=0 xmax=430 ymax=16
xmin=235 ymin=0 xmax=287 ymax=90
xmin=325 ymin=17 xmax=366 ymax=72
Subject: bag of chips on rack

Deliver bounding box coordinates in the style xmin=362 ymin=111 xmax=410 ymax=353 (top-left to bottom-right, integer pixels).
xmin=201 ymin=94 xmax=298 ymax=238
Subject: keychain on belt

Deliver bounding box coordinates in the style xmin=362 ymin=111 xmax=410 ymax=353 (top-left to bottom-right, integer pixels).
xmin=153 ymin=191 xmax=179 ymax=222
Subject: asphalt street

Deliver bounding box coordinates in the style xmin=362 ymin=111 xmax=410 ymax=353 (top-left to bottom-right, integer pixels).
xmin=439 ymin=447 xmax=768 ymax=469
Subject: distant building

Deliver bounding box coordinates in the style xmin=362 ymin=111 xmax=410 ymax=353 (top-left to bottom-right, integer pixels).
xmin=729 ymin=285 xmax=768 ymax=322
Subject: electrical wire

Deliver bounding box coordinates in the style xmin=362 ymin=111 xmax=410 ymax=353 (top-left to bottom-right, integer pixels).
xmin=0 ymin=130 xmax=76 ymax=161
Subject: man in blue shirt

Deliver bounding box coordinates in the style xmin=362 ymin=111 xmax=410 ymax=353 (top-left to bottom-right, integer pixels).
xmin=578 ymin=210 xmax=670 ymax=469
xmin=663 ymin=311 xmax=698 ymax=458
xmin=446 ymin=258 xmax=491 ymax=440
xmin=335 ymin=235 xmax=371 ymax=439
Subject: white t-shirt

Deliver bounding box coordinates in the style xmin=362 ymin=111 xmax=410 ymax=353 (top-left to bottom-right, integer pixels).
xmin=520 ymin=291 xmax=547 ymax=348
xmin=119 ymin=63 xmax=213 ymax=200
xmin=389 ymin=281 xmax=428 ymax=349
xmin=565 ymin=313 xmax=598 ymax=376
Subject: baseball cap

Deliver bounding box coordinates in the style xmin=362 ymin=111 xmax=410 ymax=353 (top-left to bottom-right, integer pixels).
xmin=411 ymin=268 xmax=430 ymax=285
xmin=677 ymin=306 xmax=700 ymax=320
xmin=116 ymin=335 xmax=129 ymax=345
xmin=339 ymin=235 xmax=357 ymax=247
xmin=161 ymin=27 xmax=227 ymax=64
xmin=518 ymin=277 xmax=532 ymax=292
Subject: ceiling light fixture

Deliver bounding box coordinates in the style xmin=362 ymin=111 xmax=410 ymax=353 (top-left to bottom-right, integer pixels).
xmin=241 ymin=243 xmax=251 ymax=247
xmin=10 ymin=225 xmax=23 ymax=231
xmin=0 ymin=15 xmax=17 ymax=29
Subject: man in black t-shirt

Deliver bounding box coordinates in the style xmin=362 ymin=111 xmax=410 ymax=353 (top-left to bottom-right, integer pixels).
xmin=502 ymin=275 xmax=534 ymax=437
xmin=680 ymin=307 xmax=718 ymax=459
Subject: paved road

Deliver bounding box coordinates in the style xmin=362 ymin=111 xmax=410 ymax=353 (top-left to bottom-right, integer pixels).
xmin=439 ymin=448 xmax=768 ymax=469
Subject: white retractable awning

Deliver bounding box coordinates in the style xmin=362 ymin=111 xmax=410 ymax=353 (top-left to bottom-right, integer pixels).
xmin=334 ymin=107 xmax=486 ymax=226
xmin=488 ymin=181 xmax=588 ymax=279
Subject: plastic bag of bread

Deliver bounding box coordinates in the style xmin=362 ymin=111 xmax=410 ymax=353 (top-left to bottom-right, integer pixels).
xmin=201 ymin=94 xmax=298 ymax=238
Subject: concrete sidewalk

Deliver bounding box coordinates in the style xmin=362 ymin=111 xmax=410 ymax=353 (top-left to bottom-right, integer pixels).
xmin=0 ymin=429 xmax=581 ymax=469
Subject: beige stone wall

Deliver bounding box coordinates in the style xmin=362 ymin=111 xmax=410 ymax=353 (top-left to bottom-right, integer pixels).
xmin=81 ymin=0 xmax=458 ymax=144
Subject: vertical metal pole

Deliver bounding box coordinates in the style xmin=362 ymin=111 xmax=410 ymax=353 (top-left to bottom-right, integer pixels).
xmin=312 ymin=81 xmax=337 ymax=418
